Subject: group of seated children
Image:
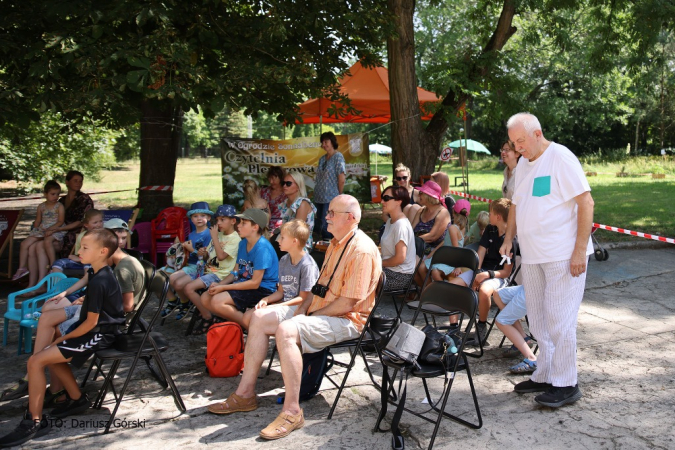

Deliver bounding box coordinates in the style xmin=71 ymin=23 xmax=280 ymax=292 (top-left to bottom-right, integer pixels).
xmin=161 ymin=201 xmax=320 ymax=336
xmin=0 ymin=219 xmax=145 ymax=447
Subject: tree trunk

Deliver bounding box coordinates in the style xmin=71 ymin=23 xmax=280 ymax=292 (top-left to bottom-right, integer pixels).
xmin=388 ymin=0 xmax=437 ymax=181
xmin=138 ymin=99 xmax=182 ymax=220
xmin=388 ymin=0 xmax=517 ymax=179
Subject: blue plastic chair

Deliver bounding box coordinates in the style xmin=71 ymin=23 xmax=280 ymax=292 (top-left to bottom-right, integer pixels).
xmin=17 ymin=277 xmax=80 ymax=355
xmin=3 ymin=273 xmax=66 ymax=353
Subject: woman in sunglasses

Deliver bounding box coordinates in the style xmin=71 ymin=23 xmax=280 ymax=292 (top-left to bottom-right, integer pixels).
xmin=380 ymin=186 xmax=416 ymax=292
xmin=280 ymin=172 xmax=317 ymax=252
xmin=393 ymin=163 xmax=421 ymax=221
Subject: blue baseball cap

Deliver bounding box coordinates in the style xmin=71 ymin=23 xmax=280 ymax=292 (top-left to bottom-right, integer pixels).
xmin=215 ymin=204 xmax=237 ymax=218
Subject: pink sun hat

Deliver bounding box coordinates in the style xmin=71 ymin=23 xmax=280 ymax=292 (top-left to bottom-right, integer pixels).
xmin=415 ymin=180 xmax=445 ymax=207
xmin=453 ymin=199 xmax=471 ymax=215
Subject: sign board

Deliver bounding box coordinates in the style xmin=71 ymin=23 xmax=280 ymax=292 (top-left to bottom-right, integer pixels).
xmin=220 ymin=133 xmax=371 ymax=206
xmin=440 ymin=147 xmax=453 ymax=161
xmin=0 ymin=209 xmax=24 ymax=278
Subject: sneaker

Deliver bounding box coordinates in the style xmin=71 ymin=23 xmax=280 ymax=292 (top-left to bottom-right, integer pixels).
xmin=0 ymin=378 xmax=29 ymax=402
xmin=175 ymin=302 xmax=192 ymax=321
xmin=50 ymin=393 xmax=91 ymax=419
xmin=43 ymin=388 xmax=67 ymax=409
xmin=466 ymin=322 xmax=490 ymax=347
xmin=502 ymin=337 xmax=534 ymax=358
xmin=514 ymin=379 xmax=552 ymax=393
xmin=161 ymin=300 xmax=179 ymax=317
xmin=0 ymin=412 xmax=51 ymax=447
xmin=535 ymin=385 xmax=582 ymax=408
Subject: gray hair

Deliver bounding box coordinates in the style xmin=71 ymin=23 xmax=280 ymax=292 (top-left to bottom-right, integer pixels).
xmin=335 ymin=194 xmax=362 ymax=222
xmin=506 ymin=113 xmax=543 ymax=136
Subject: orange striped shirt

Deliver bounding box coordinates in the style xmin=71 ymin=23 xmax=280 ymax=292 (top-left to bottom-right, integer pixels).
xmin=308 ymin=227 xmax=382 ymax=330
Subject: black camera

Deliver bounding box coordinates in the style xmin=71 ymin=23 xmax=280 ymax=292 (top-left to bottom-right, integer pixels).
xmin=311 ymin=284 xmax=329 ymax=298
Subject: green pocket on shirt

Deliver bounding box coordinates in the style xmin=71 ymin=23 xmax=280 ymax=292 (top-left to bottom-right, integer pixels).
xmin=532 ymin=176 xmax=551 ymax=197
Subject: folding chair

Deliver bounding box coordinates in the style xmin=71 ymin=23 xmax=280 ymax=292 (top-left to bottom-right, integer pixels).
xmin=91 ymin=270 xmax=185 ymax=433
xmin=387 ymin=236 xmax=425 ymax=318
xmin=80 ymin=259 xmax=159 ymax=388
xmin=375 ymin=282 xmax=482 ymax=450
xmin=326 ymin=272 xmax=386 ymax=419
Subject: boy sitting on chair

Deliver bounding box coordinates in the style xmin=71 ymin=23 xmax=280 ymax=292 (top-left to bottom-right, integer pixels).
xmin=450 ymin=198 xmax=513 ymax=346
xmin=0 ymin=229 xmax=125 ymax=447
xmin=494 ymin=285 xmax=537 ymax=374
xmin=164 ymin=201 xmax=214 ymax=320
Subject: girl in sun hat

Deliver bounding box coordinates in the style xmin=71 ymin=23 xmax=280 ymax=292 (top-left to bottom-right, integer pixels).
xmin=410 ymin=180 xmax=451 ymax=286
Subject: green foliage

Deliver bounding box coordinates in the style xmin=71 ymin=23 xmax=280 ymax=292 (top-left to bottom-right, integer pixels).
xmin=111 ymin=125 xmax=141 ymax=161
xmin=0 ymin=112 xmax=116 ymax=182
xmin=0 ymin=0 xmax=394 ymax=128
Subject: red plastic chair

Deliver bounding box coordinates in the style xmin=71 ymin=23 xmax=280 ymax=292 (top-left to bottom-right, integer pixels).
xmin=150 ymin=207 xmax=189 ymax=265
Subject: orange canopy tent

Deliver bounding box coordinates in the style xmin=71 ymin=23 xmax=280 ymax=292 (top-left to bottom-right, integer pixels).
xmin=296 ymin=61 xmax=440 ymax=124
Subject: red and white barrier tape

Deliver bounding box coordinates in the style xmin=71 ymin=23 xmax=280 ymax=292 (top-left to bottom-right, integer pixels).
xmin=0 ymin=189 xmax=136 ymax=203
xmin=447 ymin=190 xmax=493 ymax=203
xmin=447 ymin=190 xmax=674 ymax=244
xmin=139 ymin=185 xmax=173 ymax=191
xmin=592 ymin=223 xmax=675 ymax=244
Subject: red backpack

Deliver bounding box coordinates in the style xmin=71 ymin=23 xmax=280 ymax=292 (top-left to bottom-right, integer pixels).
xmin=205 ymin=322 xmax=245 ymax=378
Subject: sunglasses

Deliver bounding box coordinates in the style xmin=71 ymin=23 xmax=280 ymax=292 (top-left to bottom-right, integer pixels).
xmin=282 ymin=181 xmax=294 ymax=187
xmin=381 ymin=195 xmax=395 ymax=202
xmin=395 ymin=176 xmax=408 ymax=181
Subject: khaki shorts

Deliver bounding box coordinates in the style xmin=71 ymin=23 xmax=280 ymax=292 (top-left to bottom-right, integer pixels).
xmin=274 ymin=305 xmax=361 ymax=354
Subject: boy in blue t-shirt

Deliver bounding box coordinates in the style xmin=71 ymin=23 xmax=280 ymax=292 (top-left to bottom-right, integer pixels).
xmin=165 ymin=201 xmax=214 ymax=319
xmin=202 ymin=208 xmax=278 ymax=329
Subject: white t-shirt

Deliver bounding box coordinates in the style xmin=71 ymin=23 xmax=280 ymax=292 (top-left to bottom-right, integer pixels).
xmin=512 ymin=142 xmax=593 ymax=264
xmin=380 ymin=218 xmax=416 ymax=274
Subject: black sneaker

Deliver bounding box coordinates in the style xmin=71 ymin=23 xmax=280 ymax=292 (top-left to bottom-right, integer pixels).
xmin=466 ymin=322 xmax=490 ymax=347
xmin=0 ymin=412 xmax=51 ymax=447
xmin=50 ymin=393 xmax=91 ymax=419
xmin=44 ymin=388 xmax=67 ymax=408
xmin=514 ymin=379 xmax=553 ymax=393
xmin=0 ymin=378 xmax=29 ymax=402
xmin=535 ymin=385 xmax=582 ymax=407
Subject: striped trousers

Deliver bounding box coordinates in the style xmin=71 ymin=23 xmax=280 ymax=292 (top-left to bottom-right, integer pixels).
xmin=522 ymin=260 xmax=587 ymax=387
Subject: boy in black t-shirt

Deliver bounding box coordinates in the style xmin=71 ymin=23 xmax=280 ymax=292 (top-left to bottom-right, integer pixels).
xmin=451 ymin=198 xmax=514 ymax=345
xmin=0 ymin=229 xmax=124 ymax=448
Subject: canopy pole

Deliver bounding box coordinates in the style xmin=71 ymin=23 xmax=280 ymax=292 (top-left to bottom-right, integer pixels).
xmin=464 ymin=114 xmax=469 ymax=195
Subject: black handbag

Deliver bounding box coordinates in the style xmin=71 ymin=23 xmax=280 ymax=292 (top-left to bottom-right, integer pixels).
xmin=418 ymin=324 xmax=460 ymax=367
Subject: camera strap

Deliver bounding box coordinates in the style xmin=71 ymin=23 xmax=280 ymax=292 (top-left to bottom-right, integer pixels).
xmin=318 ymin=231 xmax=356 ymax=293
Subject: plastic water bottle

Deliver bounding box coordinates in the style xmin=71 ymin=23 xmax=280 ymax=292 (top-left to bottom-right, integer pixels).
xmin=231 ymin=270 xmax=240 ymax=281
xmin=196 ymin=254 xmax=205 ymax=278
xmin=32 ymin=311 xmax=41 ymax=320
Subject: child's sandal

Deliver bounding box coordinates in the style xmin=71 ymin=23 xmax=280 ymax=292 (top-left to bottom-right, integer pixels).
xmin=193 ymin=317 xmax=215 ymax=336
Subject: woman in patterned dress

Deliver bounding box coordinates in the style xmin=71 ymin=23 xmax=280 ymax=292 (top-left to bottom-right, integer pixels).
xmin=279 ymin=172 xmax=317 ymax=252
xmin=313 ymin=132 xmax=345 ymax=239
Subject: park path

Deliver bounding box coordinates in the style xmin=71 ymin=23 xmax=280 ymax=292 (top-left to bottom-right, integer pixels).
xmin=0 ymin=246 xmax=674 ymax=449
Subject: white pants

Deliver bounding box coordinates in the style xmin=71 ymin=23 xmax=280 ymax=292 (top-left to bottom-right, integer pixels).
xmin=522 ymin=260 xmax=586 ymax=387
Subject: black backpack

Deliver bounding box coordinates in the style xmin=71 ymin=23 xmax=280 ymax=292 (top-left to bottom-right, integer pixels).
xmin=300 ymin=348 xmax=333 ymax=402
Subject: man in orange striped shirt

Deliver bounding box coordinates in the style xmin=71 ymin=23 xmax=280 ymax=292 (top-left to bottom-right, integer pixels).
xmin=206 ymin=194 xmax=382 ymax=440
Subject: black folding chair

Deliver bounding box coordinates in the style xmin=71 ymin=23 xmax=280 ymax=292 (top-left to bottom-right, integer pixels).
xmin=387 ymin=236 xmax=425 ymax=318
xmin=80 ymin=259 xmax=157 ymax=388
xmin=376 ymin=282 xmax=482 ymax=450
xmin=91 ymin=271 xmax=186 ymax=433
xmin=405 ymin=246 xmax=482 ymax=351
xmin=326 ymin=272 xmax=387 ymax=419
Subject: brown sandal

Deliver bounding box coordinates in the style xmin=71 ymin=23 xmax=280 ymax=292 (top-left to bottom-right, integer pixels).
xmin=207 ymin=393 xmax=258 ymax=415
xmin=259 ymin=409 xmax=305 ymax=440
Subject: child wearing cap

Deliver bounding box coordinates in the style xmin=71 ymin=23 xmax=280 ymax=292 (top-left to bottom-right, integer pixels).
xmin=201 ymin=208 xmax=279 ymax=329
xmin=181 ymin=205 xmax=241 ymax=334
xmin=165 ymin=202 xmax=214 ymax=320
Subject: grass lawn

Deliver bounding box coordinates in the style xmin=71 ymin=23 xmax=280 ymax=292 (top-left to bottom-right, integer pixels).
xmin=86 ymin=156 xmax=675 ymax=243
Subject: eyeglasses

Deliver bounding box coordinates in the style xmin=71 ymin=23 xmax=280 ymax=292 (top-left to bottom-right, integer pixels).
xmin=381 ymin=195 xmax=395 ymax=202
xmin=282 ymin=181 xmax=294 ymax=187
xmin=395 ymin=176 xmax=408 ymax=181
xmin=326 ymin=210 xmax=351 ymax=218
